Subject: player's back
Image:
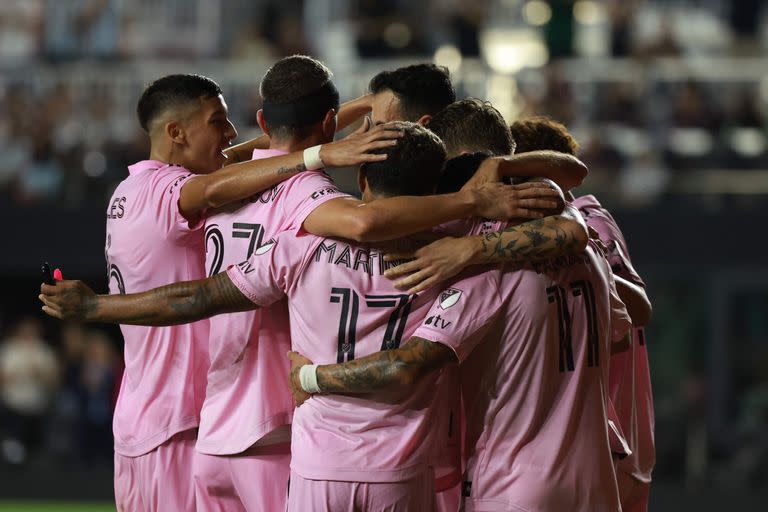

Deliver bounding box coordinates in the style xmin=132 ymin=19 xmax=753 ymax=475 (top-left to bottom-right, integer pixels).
xmin=105 ymin=160 xmax=209 ymax=456
xmin=573 ymin=194 xmax=655 ymax=484
xmin=226 ymin=223 xmax=493 ymax=484
xmin=198 ymin=149 xmax=348 ymax=455
xmin=460 ymin=242 xmax=629 ymax=511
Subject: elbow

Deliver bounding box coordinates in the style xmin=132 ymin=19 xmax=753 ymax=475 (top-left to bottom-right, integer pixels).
xmin=346 ymin=211 xmax=379 ymax=242
xmin=634 ymin=299 xmax=653 ymax=327
xmin=561 ymin=156 xmax=588 ymax=190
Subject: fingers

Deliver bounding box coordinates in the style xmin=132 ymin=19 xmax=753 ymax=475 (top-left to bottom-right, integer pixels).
xmin=383 ymin=259 xmax=420 ymax=279
xmin=41 ymin=283 xmax=58 ymax=294
xmin=511 ymin=181 xmax=555 ymax=191
xmin=364 ymin=125 xmax=403 ymax=141
xmin=365 ymin=139 xmax=399 ymax=151
xmin=41 ymin=305 xmax=62 ymax=319
xmin=514 ymin=186 xmax=561 ymax=199
xmin=353 ymin=116 xmax=371 ymax=134
xmin=392 ymin=268 xmax=432 ymax=291
xmin=515 ymin=198 xmax=560 ymax=210
xmin=382 ymin=252 xmax=415 ymax=262
xmin=406 ymin=275 xmax=440 ymax=295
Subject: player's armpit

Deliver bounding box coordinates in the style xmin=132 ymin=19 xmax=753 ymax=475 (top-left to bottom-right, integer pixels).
xmin=614 ymin=275 xmax=652 ymax=326
xmin=313 ymin=337 xmax=457 ymax=395
xmin=39 ymin=273 xmax=255 ymax=327
xmin=611 ymin=332 xmax=632 ymax=355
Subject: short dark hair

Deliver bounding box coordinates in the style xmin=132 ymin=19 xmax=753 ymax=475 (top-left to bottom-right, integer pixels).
xmin=260 ymin=55 xmax=337 ymax=140
xmin=137 ymin=74 xmax=222 ymax=133
xmin=509 ymin=116 xmax=580 ymax=156
xmin=436 ymin=152 xmax=492 ymax=194
xmin=429 ymin=99 xmax=515 ymax=158
xmin=363 ymin=122 xmax=446 ymax=197
xmin=369 ymin=64 xmax=455 ymax=121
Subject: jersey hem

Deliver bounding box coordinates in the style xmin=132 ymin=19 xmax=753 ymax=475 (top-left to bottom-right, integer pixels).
xmin=290 ymin=461 xmax=429 ymax=483
xmin=113 ymin=416 xmax=199 ymax=457
xmin=195 ymin=411 xmax=291 ymax=456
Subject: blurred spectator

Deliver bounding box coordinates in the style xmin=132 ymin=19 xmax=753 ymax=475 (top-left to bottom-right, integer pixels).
xmin=78 ymin=330 xmax=117 ymax=464
xmin=0 ymin=317 xmax=59 ymax=465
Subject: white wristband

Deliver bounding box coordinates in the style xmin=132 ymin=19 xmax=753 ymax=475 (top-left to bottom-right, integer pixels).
xmin=299 ymin=364 xmax=321 ymax=394
xmin=303 ymin=145 xmax=324 ymax=170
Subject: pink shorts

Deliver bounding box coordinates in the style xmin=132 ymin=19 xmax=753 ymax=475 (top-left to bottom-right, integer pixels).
xmin=287 ymin=469 xmax=436 ymax=512
xmin=436 ymin=483 xmax=460 ymax=512
xmin=617 ymin=471 xmax=650 ymax=512
xmin=193 ymin=442 xmax=291 ymax=512
xmin=114 ymin=428 xmax=197 ymax=512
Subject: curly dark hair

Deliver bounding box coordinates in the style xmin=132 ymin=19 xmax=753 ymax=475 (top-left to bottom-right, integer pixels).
xmin=508 ymin=116 xmax=580 ymax=156
xmin=429 ymin=99 xmax=515 ymax=158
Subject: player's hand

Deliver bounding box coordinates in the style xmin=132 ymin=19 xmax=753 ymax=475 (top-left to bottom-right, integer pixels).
xmin=461 ymin=157 xmax=502 ymax=190
xmin=287 ymin=351 xmax=314 ymax=407
xmin=383 ymin=236 xmax=478 ymax=294
xmin=470 ymin=181 xmax=563 ymax=220
xmin=588 ymin=225 xmax=610 ymax=256
xmin=319 ymin=120 xmax=403 ymax=167
xmin=39 ymin=280 xmax=97 ymax=321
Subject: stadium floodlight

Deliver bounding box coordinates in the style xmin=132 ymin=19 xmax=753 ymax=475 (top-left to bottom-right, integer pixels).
xmin=481 ymin=27 xmax=549 ymax=74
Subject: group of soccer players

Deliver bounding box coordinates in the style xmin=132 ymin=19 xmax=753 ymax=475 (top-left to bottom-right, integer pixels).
xmin=39 ymin=55 xmax=654 ymax=512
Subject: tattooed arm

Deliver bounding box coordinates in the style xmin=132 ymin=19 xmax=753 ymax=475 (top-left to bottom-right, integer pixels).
xmin=383 ymin=206 xmax=588 ymax=294
xmin=39 ymin=273 xmax=255 ymax=326
xmin=288 ymin=337 xmax=456 ymax=402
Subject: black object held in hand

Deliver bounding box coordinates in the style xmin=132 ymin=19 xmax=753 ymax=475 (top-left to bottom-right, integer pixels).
xmin=41 ymin=262 xmax=55 ymax=285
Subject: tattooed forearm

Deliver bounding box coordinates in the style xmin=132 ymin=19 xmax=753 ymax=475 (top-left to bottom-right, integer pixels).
xmin=96 ymin=273 xmax=254 ymax=326
xmin=478 ymin=214 xmax=587 ymax=265
xmin=316 ymin=337 xmax=455 ymax=394
xmin=276 ymin=163 xmax=307 ymax=175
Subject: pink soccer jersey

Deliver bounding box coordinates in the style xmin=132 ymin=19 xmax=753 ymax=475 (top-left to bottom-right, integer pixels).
xmin=573 ymin=194 xmax=655 ymax=484
xmin=414 ymin=240 xmax=632 ymax=512
xmin=226 ymin=223 xmax=496 ymax=483
xmin=105 ymin=160 xmax=210 ymax=456
xmin=196 ymin=149 xmax=351 ymax=455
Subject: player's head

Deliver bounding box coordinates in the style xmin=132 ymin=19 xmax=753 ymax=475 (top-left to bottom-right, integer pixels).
xmin=508 ymin=116 xmax=579 ymax=156
xmin=429 ymin=98 xmax=515 ymax=159
xmin=137 ymin=74 xmax=237 ymax=174
xmin=257 ymin=55 xmax=340 ymax=146
xmin=358 ymin=122 xmax=446 ymax=200
xmin=368 ymin=64 xmax=455 ymax=124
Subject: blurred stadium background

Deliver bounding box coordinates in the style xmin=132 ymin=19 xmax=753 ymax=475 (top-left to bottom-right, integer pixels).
xmin=1 ymin=0 xmax=768 ymax=510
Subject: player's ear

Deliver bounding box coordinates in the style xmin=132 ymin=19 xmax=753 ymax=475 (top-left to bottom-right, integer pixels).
xmin=416 ymin=114 xmax=432 ymax=126
xmin=256 ymin=110 xmax=270 ymax=137
xmin=357 ymin=166 xmax=368 ymax=196
xmin=322 ymin=109 xmax=337 ymax=138
xmin=165 ymin=120 xmax=186 ymax=145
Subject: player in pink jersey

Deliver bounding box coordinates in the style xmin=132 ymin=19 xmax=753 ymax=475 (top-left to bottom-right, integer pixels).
xmin=91 ymin=72 xmax=412 ymax=511
xmin=195 ymin=55 xmax=566 ymax=512
xmin=40 ymin=123 xmax=590 ymax=511
xmin=508 ymin=117 xmax=654 ymax=512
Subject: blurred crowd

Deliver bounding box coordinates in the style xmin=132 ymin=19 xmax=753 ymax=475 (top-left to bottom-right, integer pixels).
xmin=0 ymin=316 xmax=120 ymax=468
xmin=2 ymin=0 xmax=768 ymax=207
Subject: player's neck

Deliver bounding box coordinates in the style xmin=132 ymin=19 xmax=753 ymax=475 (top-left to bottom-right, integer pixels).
xmin=269 ymin=133 xmax=324 ymax=154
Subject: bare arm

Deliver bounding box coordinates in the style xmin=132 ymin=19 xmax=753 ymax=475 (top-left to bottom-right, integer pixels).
xmin=223 ymin=134 xmax=270 ymax=164
xmin=288 ymin=337 xmax=456 ymax=401
xmin=383 ymin=205 xmax=589 ymax=294
xmin=179 ymin=124 xmax=402 ymax=225
xmin=222 ymin=95 xmax=373 ymax=164
xmin=462 ymin=151 xmax=588 ymax=192
xmin=614 ymin=275 xmax=652 ymax=326
xmin=39 ymin=273 xmax=255 ymax=326
xmin=303 ymin=182 xmax=562 ymax=243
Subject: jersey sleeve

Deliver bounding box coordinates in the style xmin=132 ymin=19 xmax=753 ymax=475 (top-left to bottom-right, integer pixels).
xmin=154 ymin=169 xmax=205 ymax=245
xmin=279 ymin=171 xmax=353 ymax=230
xmin=225 ymin=230 xmax=306 ymax=307
xmin=607 ymin=270 xmax=633 ymax=343
xmin=412 ymin=266 xmax=504 ymax=363
xmin=587 ymin=212 xmax=644 ymax=288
